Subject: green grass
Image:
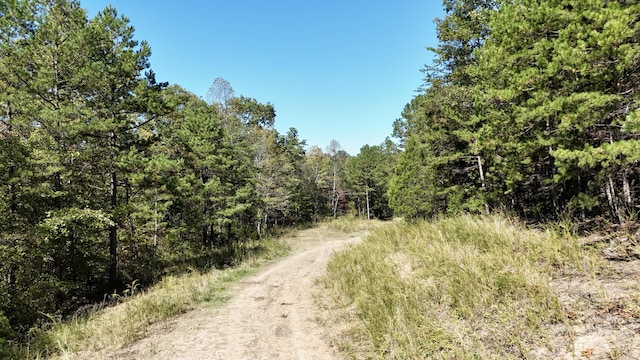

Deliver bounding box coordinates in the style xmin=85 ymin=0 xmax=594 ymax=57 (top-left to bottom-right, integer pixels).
xmin=13 ymin=237 xmax=291 ymax=359
xmin=321 ymin=214 xmax=599 ymax=359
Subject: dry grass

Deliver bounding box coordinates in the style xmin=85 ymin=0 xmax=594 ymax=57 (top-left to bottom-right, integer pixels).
xmin=51 ymin=267 xmax=254 ymax=359
xmin=321 ymin=214 xmax=601 ymax=359
xmin=15 ymin=237 xmax=291 ymax=359
xmin=324 ymin=215 xmax=388 ymax=233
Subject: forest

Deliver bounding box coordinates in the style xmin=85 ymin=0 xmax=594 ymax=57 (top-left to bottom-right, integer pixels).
xmin=0 ymin=0 xmax=398 ymax=344
xmin=1 ymin=0 xmax=640 ymax=350
xmin=390 ymin=0 xmax=640 ymax=224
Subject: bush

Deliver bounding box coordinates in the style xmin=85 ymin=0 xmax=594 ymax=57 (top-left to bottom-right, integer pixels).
xmin=0 ymin=311 xmax=15 ymax=359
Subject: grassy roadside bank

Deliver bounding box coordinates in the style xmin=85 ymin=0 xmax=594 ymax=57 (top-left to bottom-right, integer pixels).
xmin=321 ymin=215 xmax=601 ymax=359
xmin=10 ymin=237 xmax=290 ymax=359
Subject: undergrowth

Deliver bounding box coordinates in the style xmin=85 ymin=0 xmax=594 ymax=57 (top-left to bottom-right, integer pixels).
xmin=11 ymin=237 xmax=291 ymax=359
xmin=321 ymin=214 xmax=599 ymax=359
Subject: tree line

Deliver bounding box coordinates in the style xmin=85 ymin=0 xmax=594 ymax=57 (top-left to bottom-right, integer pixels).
xmin=0 ymin=0 xmax=398 ymax=341
xmin=388 ymin=0 xmax=640 ymax=225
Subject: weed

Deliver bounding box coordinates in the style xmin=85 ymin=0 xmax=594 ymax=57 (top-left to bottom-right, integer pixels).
xmin=321 ymin=214 xmax=599 ymax=359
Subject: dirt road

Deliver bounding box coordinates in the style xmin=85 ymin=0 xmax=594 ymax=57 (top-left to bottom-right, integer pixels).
xmin=105 ymin=227 xmax=363 ymax=360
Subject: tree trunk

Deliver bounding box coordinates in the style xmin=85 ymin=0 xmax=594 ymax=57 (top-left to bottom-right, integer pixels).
xmin=332 ymin=164 xmax=338 ymax=218
xmin=202 ymin=173 xmax=211 ymax=247
xmin=477 ymin=155 xmax=490 ymax=214
xmin=210 ymin=224 xmax=214 ymax=248
xmin=6 ymin=101 xmax=15 ymax=213
xmin=606 ymin=175 xmax=621 ymax=222
xmin=623 ymin=170 xmax=632 ymax=206
xmin=109 ymin=169 xmax=118 ymax=286
xmin=4 ymin=100 xmax=12 ymax=132
xmin=109 ymin=131 xmax=118 ymax=287
xmin=264 ymin=212 xmax=268 ymax=235
xmin=365 ymin=187 xmax=371 ymax=220
xmin=202 ymin=224 xmax=209 ymax=247
xmin=153 ymin=189 xmax=158 ymax=256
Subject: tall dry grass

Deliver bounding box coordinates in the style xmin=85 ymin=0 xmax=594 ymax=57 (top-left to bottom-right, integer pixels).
xmin=322 ymin=214 xmax=599 ymax=359
xmin=324 ymin=215 xmax=388 ymax=233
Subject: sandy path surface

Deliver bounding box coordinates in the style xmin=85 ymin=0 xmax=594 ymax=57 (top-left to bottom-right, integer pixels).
xmin=105 ymin=227 xmax=362 ymax=360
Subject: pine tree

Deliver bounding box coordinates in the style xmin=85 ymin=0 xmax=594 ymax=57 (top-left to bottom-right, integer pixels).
xmin=389 ymin=0 xmax=496 ymax=219
xmin=0 ymin=0 xmax=167 ymax=330
xmin=471 ymin=0 xmax=640 ymax=220
xmin=345 ymin=143 xmax=397 ymax=220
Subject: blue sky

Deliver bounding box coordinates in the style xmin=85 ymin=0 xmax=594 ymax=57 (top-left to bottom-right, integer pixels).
xmin=82 ymin=1 xmax=444 ymax=155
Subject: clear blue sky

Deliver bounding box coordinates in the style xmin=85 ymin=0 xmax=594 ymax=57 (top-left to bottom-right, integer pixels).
xmin=82 ymin=1 xmax=444 ymax=155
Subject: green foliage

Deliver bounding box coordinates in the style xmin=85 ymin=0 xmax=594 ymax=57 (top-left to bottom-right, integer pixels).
xmin=228 ymin=96 xmax=276 ymax=128
xmin=0 ymin=0 xmax=327 ymax=346
xmin=428 ymin=0 xmax=496 ymax=85
xmin=300 ymin=145 xmax=334 ymax=220
xmin=389 ymin=0 xmax=495 ymax=219
xmin=0 ymin=311 xmax=14 ymax=359
xmin=389 ymin=135 xmax=442 ymax=218
xmin=344 ymin=142 xmax=397 ymax=220
xmin=392 ymin=0 xmax=640 ymax=223
xmin=471 ymin=0 xmax=640 ymax=220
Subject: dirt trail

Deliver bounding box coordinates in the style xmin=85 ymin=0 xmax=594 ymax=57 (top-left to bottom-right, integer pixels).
xmin=103 ymin=227 xmax=362 ymax=360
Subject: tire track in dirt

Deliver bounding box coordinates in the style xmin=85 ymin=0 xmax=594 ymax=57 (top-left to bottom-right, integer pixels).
xmin=102 ymin=227 xmax=362 ymax=360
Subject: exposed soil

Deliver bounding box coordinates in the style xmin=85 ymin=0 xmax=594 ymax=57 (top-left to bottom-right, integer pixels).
xmin=94 ymin=226 xmax=364 ymax=360
xmin=540 ymin=236 xmax=640 ymax=359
